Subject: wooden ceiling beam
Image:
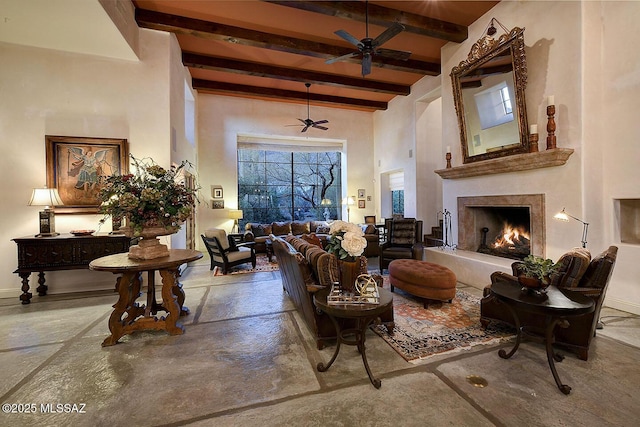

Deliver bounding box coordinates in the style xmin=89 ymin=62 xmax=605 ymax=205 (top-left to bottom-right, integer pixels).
xmin=183 ymin=52 xmax=411 ymax=95
xmin=264 ymin=1 xmax=468 ymax=43
xmin=191 ymin=79 xmax=388 ymax=110
xmin=135 ymin=9 xmax=439 ymax=75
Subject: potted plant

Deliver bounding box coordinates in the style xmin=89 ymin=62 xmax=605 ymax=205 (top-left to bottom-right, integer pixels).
xmin=517 ymin=255 xmax=559 ymax=290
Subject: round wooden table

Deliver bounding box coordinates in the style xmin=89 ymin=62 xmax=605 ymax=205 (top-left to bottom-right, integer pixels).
xmin=313 ymin=286 xmax=393 ymax=389
xmin=490 ymin=279 xmax=594 ymax=394
xmin=90 ymin=249 xmax=202 ymax=346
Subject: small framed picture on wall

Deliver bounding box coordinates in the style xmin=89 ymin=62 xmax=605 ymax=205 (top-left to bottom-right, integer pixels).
xmin=358 ymin=199 xmax=365 ymax=209
xmin=358 ymin=189 xmax=366 ymax=199
xmin=212 ymin=186 xmax=223 ymax=199
xmin=212 ymin=200 xmax=225 ymax=209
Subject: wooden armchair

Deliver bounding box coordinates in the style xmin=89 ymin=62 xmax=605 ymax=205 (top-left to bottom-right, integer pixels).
xmin=201 ymin=228 xmax=256 ymax=274
xmin=480 ymin=246 xmax=618 ymax=360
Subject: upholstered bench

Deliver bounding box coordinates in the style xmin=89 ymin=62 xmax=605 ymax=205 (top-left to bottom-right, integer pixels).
xmin=388 ymin=259 xmax=457 ymax=308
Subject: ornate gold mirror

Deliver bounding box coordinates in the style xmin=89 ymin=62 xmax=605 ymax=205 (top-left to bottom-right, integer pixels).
xmin=451 ymin=24 xmax=529 ymax=164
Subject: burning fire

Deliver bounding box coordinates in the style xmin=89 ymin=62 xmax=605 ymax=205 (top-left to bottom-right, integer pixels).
xmin=493 ymin=223 xmax=530 ymax=249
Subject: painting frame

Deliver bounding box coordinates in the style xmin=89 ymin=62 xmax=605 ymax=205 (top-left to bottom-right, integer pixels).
xmin=212 ymin=200 xmax=225 ymax=209
xmin=358 ymin=189 xmax=366 ymax=199
xmin=358 ymin=199 xmax=366 ymax=209
xmin=45 ymin=135 xmax=129 ymax=214
xmin=212 ymin=186 xmax=223 ymax=199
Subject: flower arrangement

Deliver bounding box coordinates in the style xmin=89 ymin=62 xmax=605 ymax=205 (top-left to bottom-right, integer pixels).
xmin=98 ymin=155 xmax=198 ymax=236
xmin=325 ymin=220 xmax=368 ymax=261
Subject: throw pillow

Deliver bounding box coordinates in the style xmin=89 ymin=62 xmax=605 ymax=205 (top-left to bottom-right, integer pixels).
xmin=272 ymin=221 xmax=292 ymax=236
xmin=551 ymin=248 xmax=591 ymax=288
xmin=291 ymin=221 xmax=310 ymax=235
xmin=301 ymin=233 xmax=323 ymax=248
xmin=251 ymin=224 xmax=267 ymax=237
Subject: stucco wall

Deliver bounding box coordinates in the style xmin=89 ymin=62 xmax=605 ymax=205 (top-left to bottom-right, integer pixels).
xmin=0 ymin=28 xmax=192 ymax=298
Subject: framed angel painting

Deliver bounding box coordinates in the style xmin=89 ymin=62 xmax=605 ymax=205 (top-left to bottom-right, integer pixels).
xmin=45 ymin=135 xmax=129 ymax=214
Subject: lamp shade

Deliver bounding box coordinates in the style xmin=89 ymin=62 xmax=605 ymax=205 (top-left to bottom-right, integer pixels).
xmin=554 ymin=208 xmax=570 ymax=222
xmin=29 ymin=187 xmax=63 ymax=208
xmin=342 ymin=196 xmax=355 ymax=206
xmin=229 ymin=209 xmax=243 ymax=220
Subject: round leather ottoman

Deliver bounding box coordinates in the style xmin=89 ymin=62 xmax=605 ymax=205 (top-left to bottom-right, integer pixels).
xmin=388 ymin=259 xmax=457 ymax=307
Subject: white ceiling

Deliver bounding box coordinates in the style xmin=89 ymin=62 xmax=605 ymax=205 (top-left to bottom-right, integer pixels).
xmin=0 ymin=0 xmax=137 ymax=60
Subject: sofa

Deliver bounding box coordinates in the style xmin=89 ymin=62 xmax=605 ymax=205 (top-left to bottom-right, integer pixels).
xmin=244 ymin=220 xmax=380 ymax=257
xmin=244 ymin=221 xmax=331 ymax=253
xmin=480 ymin=246 xmax=618 ymax=360
xmin=270 ymin=234 xmax=394 ymax=350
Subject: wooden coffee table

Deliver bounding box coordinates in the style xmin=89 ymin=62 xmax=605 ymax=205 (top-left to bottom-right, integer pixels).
xmin=490 ymin=279 xmax=594 ymax=394
xmin=313 ymin=286 xmax=393 ymax=388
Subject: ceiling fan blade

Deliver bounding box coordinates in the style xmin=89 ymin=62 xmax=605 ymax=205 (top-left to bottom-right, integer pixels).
xmin=301 ymin=125 xmax=310 ymax=133
xmin=362 ymin=54 xmax=372 ymax=77
xmin=313 ymin=120 xmax=329 ymax=125
xmin=372 ymin=22 xmax=405 ymax=47
xmin=312 ymin=124 xmax=329 ymax=131
xmin=334 ymin=29 xmax=362 ymax=48
xmin=325 ymin=52 xmax=358 ymax=65
xmin=298 ymin=118 xmax=307 ymax=125
xmin=376 ymin=48 xmax=411 ymax=61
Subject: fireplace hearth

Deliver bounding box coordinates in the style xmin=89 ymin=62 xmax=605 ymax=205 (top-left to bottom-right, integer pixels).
xmin=458 ymin=195 xmax=545 ymax=259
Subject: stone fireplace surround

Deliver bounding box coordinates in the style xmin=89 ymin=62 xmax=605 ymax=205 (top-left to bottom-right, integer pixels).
xmin=457 ymin=194 xmax=546 ymax=258
xmin=425 ymin=194 xmax=546 ymax=289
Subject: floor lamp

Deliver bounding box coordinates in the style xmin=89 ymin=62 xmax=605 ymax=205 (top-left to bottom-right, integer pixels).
xmin=229 ymin=209 xmax=243 ymax=234
xmin=554 ymin=208 xmax=589 ymax=248
xmin=342 ymin=196 xmax=355 ymax=222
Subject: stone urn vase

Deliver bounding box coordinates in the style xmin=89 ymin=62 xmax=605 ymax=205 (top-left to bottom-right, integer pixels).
xmin=122 ymin=225 xmax=180 ymax=260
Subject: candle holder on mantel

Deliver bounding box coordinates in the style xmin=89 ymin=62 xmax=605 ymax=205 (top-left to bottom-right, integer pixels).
xmin=529 ymin=133 xmax=539 ymax=153
xmin=546 ymin=105 xmax=557 ymax=149
xmin=446 ymin=152 xmax=452 ymax=169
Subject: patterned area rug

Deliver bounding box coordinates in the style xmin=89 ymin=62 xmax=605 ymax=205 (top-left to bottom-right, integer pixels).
xmin=372 ymin=286 xmax=514 ymax=363
xmin=212 ymin=254 xmax=279 ymax=276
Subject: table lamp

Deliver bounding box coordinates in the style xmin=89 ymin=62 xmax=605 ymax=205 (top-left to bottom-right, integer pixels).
xmin=229 ymin=209 xmax=243 ymax=233
xmin=342 ymin=196 xmax=355 ymax=222
xmin=554 ymin=208 xmax=589 ymax=248
xmin=29 ymin=187 xmax=63 ymax=237
xmin=321 ymin=198 xmax=332 ymax=221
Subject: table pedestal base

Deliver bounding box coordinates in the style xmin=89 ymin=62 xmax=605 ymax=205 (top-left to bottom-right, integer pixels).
xmin=317 ymin=314 xmax=382 ymax=389
xmin=497 ymin=300 xmax=573 ymax=394
xmin=102 ymin=268 xmax=186 ymax=347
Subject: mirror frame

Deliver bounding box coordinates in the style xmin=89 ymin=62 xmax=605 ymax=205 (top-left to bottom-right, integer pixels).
xmin=451 ymin=27 xmax=529 ymax=164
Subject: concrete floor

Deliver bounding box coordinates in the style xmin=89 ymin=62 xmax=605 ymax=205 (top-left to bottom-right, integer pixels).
xmin=1 ymin=256 xmax=639 ymax=427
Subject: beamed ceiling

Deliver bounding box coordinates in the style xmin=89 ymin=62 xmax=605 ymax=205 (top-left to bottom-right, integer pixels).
xmin=133 ymin=1 xmax=499 ymax=111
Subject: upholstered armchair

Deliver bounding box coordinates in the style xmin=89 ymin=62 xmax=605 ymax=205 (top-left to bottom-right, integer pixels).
xmin=480 ymin=246 xmax=618 ymax=360
xmin=201 ymin=228 xmax=256 ymax=274
xmin=379 ymin=218 xmax=424 ymax=271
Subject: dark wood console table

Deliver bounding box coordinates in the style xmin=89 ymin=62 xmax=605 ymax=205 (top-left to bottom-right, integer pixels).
xmin=12 ymin=233 xmax=132 ymax=304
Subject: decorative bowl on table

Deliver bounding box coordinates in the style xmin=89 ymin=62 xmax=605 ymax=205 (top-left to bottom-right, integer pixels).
xmin=70 ymin=230 xmax=95 ymax=236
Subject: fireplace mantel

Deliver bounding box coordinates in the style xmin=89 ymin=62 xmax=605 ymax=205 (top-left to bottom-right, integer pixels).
xmin=435 ymin=148 xmax=574 ymax=179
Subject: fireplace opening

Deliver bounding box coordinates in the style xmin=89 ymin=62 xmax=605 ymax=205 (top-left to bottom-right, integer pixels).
xmin=458 ymin=195 xmax=545 ymax=259
xmin=475 ymin=207 xmax=530 ymax=260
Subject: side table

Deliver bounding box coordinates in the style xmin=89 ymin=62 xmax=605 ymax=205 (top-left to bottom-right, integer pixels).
xmin=90 ymin=249 xmax=202 ymax=346
xmin=490 ymin=280 xmax=594 ymax=394
xmin=313 ymin=286 xmax=393 ymax=388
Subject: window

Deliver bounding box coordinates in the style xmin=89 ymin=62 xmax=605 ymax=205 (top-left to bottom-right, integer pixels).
xmin=474 ymin=81 xmax=514 ymax=129
xmin=388 ymin=171 xmax=404 ymax=217
xmin=238 ymin=148 xmax=341 ymax=225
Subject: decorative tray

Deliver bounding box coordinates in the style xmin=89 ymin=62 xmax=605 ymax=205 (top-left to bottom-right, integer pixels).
xmin=70 ymin=230 xmax=95 ymax=236
xmin=327 ymin=280 xmax=380 ymax=306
